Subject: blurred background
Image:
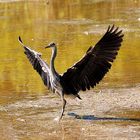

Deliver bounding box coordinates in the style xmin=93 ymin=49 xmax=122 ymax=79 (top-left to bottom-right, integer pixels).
xmin=0 ymin=0 xmax=140 ymax=139
xmin=0 ymin=0 xmax=140 ymax=97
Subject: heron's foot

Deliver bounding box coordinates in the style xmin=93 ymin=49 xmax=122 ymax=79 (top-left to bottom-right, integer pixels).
xmin=54 ymin=114 xmax=64 ymax=122
xmin=59 ymin=111 xmax=65 ymax=120
xmin=54 ymin=116 xmax=60 ymax=122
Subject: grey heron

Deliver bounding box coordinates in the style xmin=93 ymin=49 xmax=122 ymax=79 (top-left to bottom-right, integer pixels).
xmin=18 ymin=25 xmax=124 ymax=120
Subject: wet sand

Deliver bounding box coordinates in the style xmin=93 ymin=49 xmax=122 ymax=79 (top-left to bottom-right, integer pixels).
xmin=0 ymin=85 xmax=140 ymax=140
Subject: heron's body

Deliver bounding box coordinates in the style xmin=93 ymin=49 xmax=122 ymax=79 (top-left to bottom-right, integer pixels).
xmin=19 ymin=25 xmax=124 ymax=120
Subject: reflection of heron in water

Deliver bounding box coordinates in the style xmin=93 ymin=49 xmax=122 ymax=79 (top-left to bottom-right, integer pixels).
xmin=18 ymin=25 xmax=124 ymax=120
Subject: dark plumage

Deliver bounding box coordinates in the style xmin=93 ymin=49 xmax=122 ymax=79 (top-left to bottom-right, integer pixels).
xmin=19 ymin=25 xmax=124 ymax=120
xmin=61 ymin=25 xmax=123 ymax=96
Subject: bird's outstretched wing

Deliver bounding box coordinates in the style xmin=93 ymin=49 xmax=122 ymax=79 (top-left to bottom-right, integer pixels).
xmin=60 ymin=25 xmax=124 ymax=95
xmin=18 ymin=36 xmax=51 ymax=89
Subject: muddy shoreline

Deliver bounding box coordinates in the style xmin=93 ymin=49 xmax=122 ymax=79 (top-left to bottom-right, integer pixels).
xmin=0 ymin=86 xmax=140 ymax=139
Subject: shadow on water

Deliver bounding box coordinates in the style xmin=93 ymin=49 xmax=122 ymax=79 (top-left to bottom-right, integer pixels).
xmin=68 ymin=113 xmax=140 ymax=122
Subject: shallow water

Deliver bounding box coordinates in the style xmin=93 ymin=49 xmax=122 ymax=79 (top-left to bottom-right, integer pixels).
xmin=0 ymin=0 xmax=140 ymax=139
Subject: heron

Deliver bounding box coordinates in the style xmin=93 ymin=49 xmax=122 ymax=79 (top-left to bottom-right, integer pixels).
xmin=18 ymin=25 xmax=124 ymax=120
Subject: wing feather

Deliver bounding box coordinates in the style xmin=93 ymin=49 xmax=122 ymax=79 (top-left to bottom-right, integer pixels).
xmin=60 ymin=25 xmax=124 ymax=95
xmin=18 ymin=37 xmax=51 ymax=89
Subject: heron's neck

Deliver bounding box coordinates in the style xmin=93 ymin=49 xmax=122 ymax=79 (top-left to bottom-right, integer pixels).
xmin=50 ymin=46 xmax=57 ymax=76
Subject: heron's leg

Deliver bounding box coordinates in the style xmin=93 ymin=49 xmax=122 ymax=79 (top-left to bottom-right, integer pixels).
xmin=59 ymin=93 xmax=66 ymax=120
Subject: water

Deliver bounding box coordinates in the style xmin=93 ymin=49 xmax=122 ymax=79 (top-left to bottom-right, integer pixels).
xmin=0 ymin=0 xmax=140 ymax=139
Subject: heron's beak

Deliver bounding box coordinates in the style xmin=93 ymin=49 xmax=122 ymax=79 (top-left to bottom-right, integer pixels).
xmin=45 ymin=45 xmax=51 ymax=49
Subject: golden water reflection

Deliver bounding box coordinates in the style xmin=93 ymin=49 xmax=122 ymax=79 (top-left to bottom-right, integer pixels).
xmin=0 ymin=0 xmax=140 ymax=96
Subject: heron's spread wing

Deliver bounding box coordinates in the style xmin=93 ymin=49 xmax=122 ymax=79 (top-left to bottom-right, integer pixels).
xmin=18 ymin=37 xmax=51 ymax=89
xmin=60 ymin=25 xmax=124 ymax=95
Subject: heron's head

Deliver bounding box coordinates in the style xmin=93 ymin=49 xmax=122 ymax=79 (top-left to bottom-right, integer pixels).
xmin=45 ymin=42 xmax=56 ymax=49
